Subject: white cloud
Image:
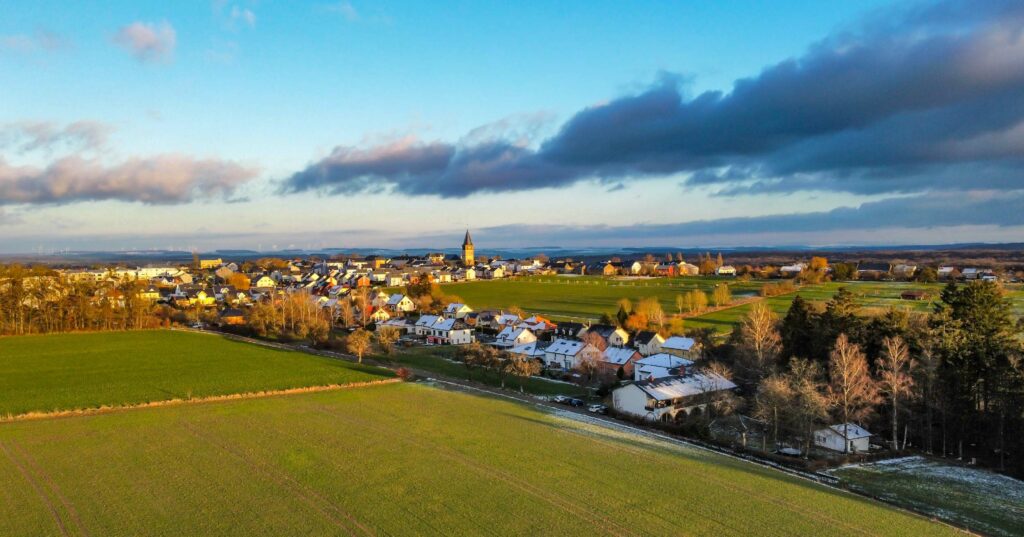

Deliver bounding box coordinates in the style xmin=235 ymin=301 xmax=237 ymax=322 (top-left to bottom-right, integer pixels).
xmin=113 ymin=21 xmax=176 ymax=63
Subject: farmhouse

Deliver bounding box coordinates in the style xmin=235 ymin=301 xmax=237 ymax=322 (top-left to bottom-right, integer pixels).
xmin=543 ymin=338 xmax=601 ymax=370
xmin=814 ymin=423 xmax=872 ymax=453
xmin=585 ymin=324 xmax=630 ymax=347
xmin=633 ymin=331 xmax=664 ymax=356
xmin=633 ymin=353 xmax=693 ymax=381
xmin=612 ymin=373 xmax=737 ymax=422
xmin=661 ymin=336 xmax=698 ymax=359
xmin=601 ymin=347 xmax=640 ymax=377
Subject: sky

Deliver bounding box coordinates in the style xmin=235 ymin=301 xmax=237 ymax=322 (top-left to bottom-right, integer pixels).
xmin=2 ymin=0 xmax=1024 ymax=253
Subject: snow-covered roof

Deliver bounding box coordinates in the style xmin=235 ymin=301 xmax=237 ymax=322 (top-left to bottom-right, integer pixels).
xmin=635 ymin=353 xmax=693 ymax=369
xmin=633 ymin=373 xmax=736 ymax=401
xmin=661 ymin=337 xmax=696 ymax=352
xmin=510 ymin=341 xmax=547 ymax=358
xmin=445 ymin=302 xmax=470 ymax=312
xmin=415 ymin=315 xmax=442 ymax=327
xmin=387 ymin=294 xmax=407 ymax=306
xmin=825 ymin=423 xmax=872 ymax=440
xmin=545 ymin=338 xmax=588 ymax=356
xmin=497 ymin=326 xmax=531 ymax=340
xmin=603 ymin=347 xmax=638 ymax=366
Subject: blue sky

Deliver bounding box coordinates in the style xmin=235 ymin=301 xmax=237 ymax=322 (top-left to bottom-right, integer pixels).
xmin=2 ymin=0 xmax=1023 ymax=253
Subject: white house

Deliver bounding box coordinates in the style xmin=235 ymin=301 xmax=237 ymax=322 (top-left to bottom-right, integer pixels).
xmin=494 ymin=326 xmax=536 ymax=348
xmin=633 ymin=331 xmax=665 ymax=356
xmin=443 ymin=302 xmax=474 ymax=319
xmin=715 ymin=265 xmax=737 ymax=276
xmin=661 ymin=336 xmax=699 ymax=359
xmin=678 ymin=263 xmax=700 ymax=276
xmin=612 ymin=373 xmax=737 ymax=422
xmin=814 ymin=423 xmax=872 ymax=453
xmin=252 ymin=275 xmax=276 ymax=289
xmin=780 ymin=263 xmax=806 ymax=276
xmin=378 ymin=318 xmax=411 ymax=333
xmin=369 ymin=308 xmax=391 ymax=323
xmin=386 ymin=294 xmax=416 ymax=314
xmin=585 ymin=324 xmax=630 ymax=347
xmin=633 ymin=353 xmax=694 ymax=381
xmin=542 ymin=338 xmax=601 ymax=370
xmin=425 ymin=318 xmax=475 ymax=345
xmin=414 ymin=315 xmax=444 ymax=336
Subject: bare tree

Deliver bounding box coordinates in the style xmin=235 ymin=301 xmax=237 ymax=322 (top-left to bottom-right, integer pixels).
xmin=505 ymin=356 xmax=541 ymax=392
xmin=828 ymin=334 xmax=880 ymax=453
xmin=878 ymin=336 xmax=916 ymax=450
xmin=375 ymin=326 xmax=401 ymax=355
xmin=734 ymin=302 xmax=781 ymax=387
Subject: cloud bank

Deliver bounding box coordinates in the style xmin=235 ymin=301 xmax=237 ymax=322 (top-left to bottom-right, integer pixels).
xmin=114 ymin=21 xmax=176 ymax=63
xmin=282 ymin=0 xmax=1024 ymax=200
xmin=0 ymin=154 xmax=258 ymax=205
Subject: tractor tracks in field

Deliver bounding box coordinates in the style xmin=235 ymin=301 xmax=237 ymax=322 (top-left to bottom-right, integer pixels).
xmin=0 ymin=439 xmax=92 ymax=537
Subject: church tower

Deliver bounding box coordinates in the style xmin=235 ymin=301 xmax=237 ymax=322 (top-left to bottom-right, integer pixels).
xmin=461 ymin=230 xmax=475 ymax=267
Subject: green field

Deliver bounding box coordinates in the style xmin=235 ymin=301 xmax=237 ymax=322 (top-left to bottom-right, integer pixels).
xmin=0 ymin=330 xmax=391 ymax=417
xmin=830 ymin=456 xmax=1024 ymax=537
xmin=439 ymin=277 xmax=1024 ymax=334
xmin=0 ymin=382 xmax=958 ymax=536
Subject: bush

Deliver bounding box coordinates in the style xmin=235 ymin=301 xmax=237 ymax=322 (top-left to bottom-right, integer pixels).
xmin=396 ymin=367 xmax=414 ymax=381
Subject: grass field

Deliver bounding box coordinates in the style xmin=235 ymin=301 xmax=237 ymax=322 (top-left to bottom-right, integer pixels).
xmin=0 ymin=330 xmax=391 ymax=417
xmin=0 ymin=382 xmax=959 ymax=536
xmin=438 ymin=276 xmax=1024 ymax=334
xmin=829 ymin=456 xmax=1024 ymax=537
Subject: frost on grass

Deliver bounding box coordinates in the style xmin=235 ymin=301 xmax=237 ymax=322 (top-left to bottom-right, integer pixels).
xmin=830 ymin=456 xmax=1024 ymax=537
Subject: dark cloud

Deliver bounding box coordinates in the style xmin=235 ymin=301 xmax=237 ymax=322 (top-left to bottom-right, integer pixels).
xmin=0 ymin=154 xmax=259 ymax=205
xmin=283 ymin=0 xmax=1024 ymax=198
xmin=448 ymin=191 xmax=1024 ymax=245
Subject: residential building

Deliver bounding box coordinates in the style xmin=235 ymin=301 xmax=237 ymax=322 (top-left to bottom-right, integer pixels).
xmin=611 ymin=373 xmax=737 ymax=422
xmin=814 ymin=423 xmax=872 ymax=453
xmin=633 ymin=353 xmax=693 ymax=381
xmin=661 ymin=336 xmax=699 ymax=359
xmin=633 ymin=331 xmax=664 ymax=356
xmin=542 ymin=338 xmax=601 ymax=370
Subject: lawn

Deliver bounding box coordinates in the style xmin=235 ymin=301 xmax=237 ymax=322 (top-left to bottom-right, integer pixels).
xmin=829 ymin=456 xmax=1024 ymax=537
xmin=0 ymin=383 xmax=959 ymax=536
xmin=0 ymin=330 xmax=392 ymax=417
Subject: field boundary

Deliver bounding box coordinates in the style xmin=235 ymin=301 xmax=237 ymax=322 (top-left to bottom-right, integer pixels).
xmin=0 ymin=378 xmax=401 ymax=424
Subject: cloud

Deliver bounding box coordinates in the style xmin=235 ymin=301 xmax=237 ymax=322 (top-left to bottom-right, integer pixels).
xmin=114 ymin=21 xmax=176 ymax=63
xmin=282 ymin=0 xmax=1024 ymax=198
xmin=230 ymin=6 xmax=256 ymax=28
xmin=0 ymin=121 xmax=112 ymax=154
xmin=0 ymin=154 xmax=259 ymax=205
xmin=325 ymin=1 xmax=360 ymax=22
xmin=443 ymin=190 xmax=1024 ymax=246
xmin=0 ymin=30 xmax=68 ymax=54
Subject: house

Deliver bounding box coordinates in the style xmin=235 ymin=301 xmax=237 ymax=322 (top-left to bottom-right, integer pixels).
xmin=414 ymin=315 xmax=444 ymax=336
xmin=780 ymin=263 xmax=806 ymax=276
xmin=715 ymin=265 xmax=737 ymax=276
xmin=199 ymin=258 xmax=223 ymax=269
xmin=386 ymin=294 xmax=416 ymax=314
xmin=218 ymin=307 xmax=246 ymax=326
xmin=369 ymin=308 xmax=391 ymax=323
xmin=601 ymin=347 xmax=640 ymax=377
xmin=612 ymin=373 xmax=737 ymax=422
xmin=494 ymin=326 xmax=537 ymax=348
xmin=379 ymin=318 xmax=411 ymax=333
xmin=678 ymin=263 xmax=700 ymax=276
xmin=252 ymin=275 xmax=276 ymax=289
xmin=425 ymin=318 xmax=474 ymax=345
xmin=633 ymin=331 xmax=665 ymax=356
xmin=542 ymin=338 xmax=601 ymax=370
xmin=857 ymin=262 xmax=892 ymax=279
xmin=661 ymin=336 xmax=698 ymax=359
xmin=633 ymin=353 xmax=693 ymax=381
xmin=893 ymin=264 xmax=918 ymax=278
xmin=585 ymin=324 xmax=630 ymax=347
xmin=814 ymin=423 xmax=872 ymax=453
xmin=554 ymin=322 xmax=587 ymax=339
xmin=371 ymin=291 xmax=390 ymax=310
xmin=937 ymin=266 xmax=957 ymax=279
xmin=521 ymin=315 xmax=556 ymax=333
xmin=443 ymin=302 xmax=473 ymax=319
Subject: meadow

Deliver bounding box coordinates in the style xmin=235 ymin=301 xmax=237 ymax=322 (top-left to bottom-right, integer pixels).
xmin=0 ymin=382 xmax=959 ymax=536
xmin=0 ymin=330 xmax=391 ymax=417
xmin=440 ymin=276 xmax=1024 ymax=334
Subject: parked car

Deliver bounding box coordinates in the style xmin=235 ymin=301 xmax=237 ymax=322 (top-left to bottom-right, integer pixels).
xmin=587 ymin=404 xmax=608 ymax=414
xmin=567 ymin=398 xmax=585 ymax=407
xmin=552 ymin=395 xmax=570 ymax=404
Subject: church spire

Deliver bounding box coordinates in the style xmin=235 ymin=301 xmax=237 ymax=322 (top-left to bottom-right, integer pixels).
xmin=462 ymin=229 xmax=473 ymax=247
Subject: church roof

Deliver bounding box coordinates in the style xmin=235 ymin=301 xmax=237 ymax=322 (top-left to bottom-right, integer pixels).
xmin=462 ymin=230 xmax=474 ymax=247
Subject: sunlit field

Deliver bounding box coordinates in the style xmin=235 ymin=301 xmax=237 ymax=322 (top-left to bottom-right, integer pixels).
xmin=0 ymin=330 xmax=391 ymax=417
xmin=0 ymin=383 xmax=959 ymax=536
